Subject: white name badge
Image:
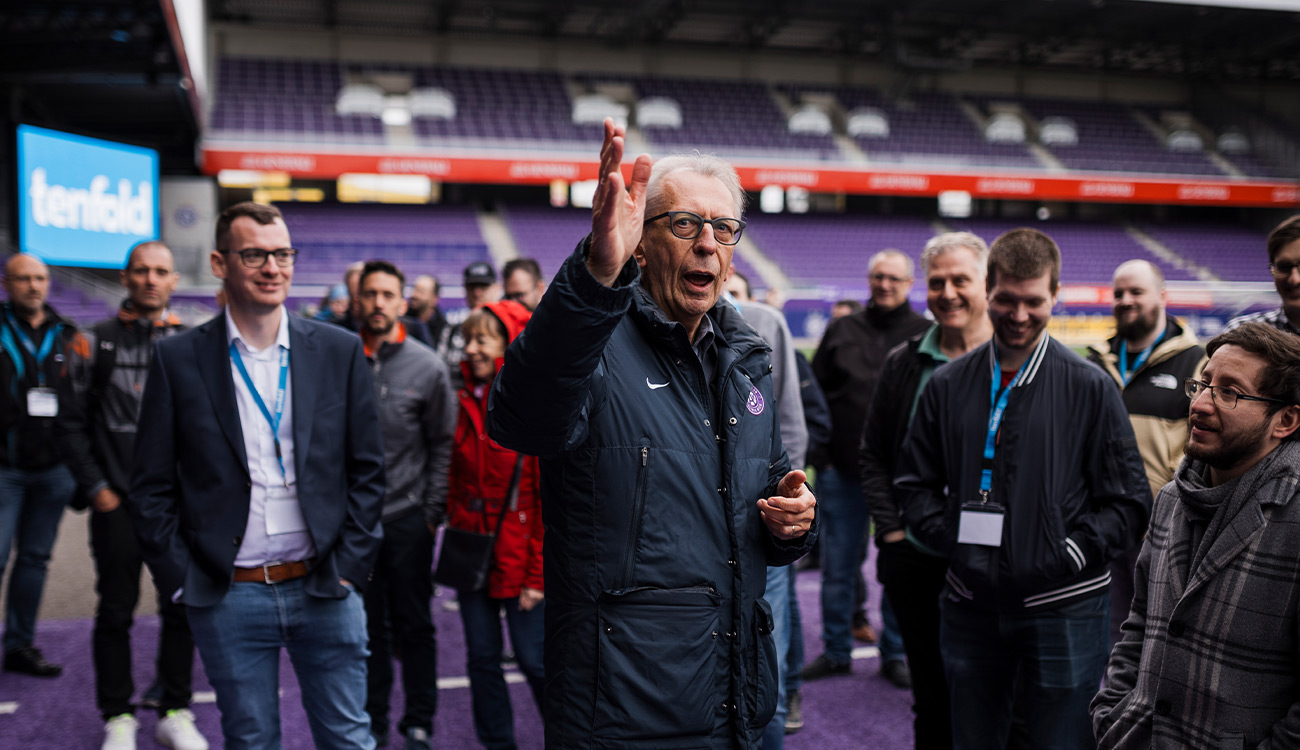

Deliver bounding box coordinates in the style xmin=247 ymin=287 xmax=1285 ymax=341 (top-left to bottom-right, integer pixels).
xmin=26 ymin=387 xmax=58 ymax=418
xmin=265 ymin=486 xmax=308 ymax=536
xmin=957 ymin=505 xmax=1005 ymax=547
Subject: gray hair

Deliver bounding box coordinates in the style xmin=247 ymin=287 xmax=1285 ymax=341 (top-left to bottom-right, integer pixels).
xmin=645 ymin=152 xmax=746 ymax=219
xmin=920 ymin=232 xmax=990 ymax=277
xmin=868 ymin=249 xmax=915 ymax=279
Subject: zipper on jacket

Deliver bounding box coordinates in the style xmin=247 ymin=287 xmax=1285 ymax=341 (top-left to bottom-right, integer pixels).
xmin=620 ymin=445 xmax=650 ymax=588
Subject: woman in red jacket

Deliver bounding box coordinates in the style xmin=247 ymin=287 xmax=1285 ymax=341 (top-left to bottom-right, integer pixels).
xmin=447 ymin=299 xmax=543 ymax=750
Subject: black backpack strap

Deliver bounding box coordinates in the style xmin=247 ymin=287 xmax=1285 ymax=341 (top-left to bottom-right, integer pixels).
xmin=88 ymin=319 xmax=119 ymax=397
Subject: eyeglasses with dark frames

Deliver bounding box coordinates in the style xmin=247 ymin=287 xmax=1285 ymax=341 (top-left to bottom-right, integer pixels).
xmin=220 ymin=247 xmax=299 ymax=269
xmin=644 ymin=211 xmax=746 ymax=246
xmin=1184 ymin=378 xmax=1293 ymax=410
xmin=1269 ymin=260 xmax=1300 ymax=280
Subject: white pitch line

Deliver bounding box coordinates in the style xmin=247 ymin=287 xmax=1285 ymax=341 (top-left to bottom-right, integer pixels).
xmin=437 ymin=672 xmax=526 ymax=690
xmin=0 ymin=702 xmax=17 ymax=714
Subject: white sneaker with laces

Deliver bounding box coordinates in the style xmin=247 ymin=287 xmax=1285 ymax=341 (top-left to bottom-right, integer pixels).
xmin=102 ymin=714 xmax=138 ymax=750
xmin=156 ymin=708 xmax=209 ymax=750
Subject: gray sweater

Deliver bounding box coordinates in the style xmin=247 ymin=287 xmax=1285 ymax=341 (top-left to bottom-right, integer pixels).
xmin=367 ymin=335 xmax=456 ymax=525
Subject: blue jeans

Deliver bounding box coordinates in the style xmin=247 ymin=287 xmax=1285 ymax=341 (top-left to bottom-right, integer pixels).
xmin=0 ymin=464 xmax=73 ymax=653
xmin=880 ymin=592 xmax=905 ymax=663
xmin=457 ymin=588 xmax=545 ymax=750
xmin=761 ymin=565 xmax=791 ymax=750
xmin=941 ymin=590 xmax=1109 ymax=750
xmin=186 ymin=579 xmax=374 ymax=750
xmin=785 ymin=565 xmax=803 ymax=694
xmin=817 ymin=466 xmax=871 ymax=663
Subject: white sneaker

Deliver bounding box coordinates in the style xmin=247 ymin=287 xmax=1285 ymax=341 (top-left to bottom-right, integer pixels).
xmin=102 ymin=714 xmax=138 ymax=750
xmin=156 ymin=708 xmax=209 ymax=750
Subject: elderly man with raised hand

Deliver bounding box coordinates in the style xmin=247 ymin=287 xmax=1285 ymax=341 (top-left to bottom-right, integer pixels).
xmin=488 ymin=119 xmax=817 ymax=750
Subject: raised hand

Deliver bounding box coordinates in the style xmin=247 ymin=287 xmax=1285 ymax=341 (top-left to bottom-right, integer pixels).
xmin=758 ymin=469 xmax=817 ymax=540
xmin=588 ymin=117 xmax=654 ymax=287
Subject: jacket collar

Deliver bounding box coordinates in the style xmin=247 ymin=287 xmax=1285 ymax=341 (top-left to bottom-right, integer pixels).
xmin=985 ymin=331 xmax=1052 ymax=388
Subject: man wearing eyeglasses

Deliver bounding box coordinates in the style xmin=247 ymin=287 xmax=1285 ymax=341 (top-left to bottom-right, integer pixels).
xmin=1227 ymin=215 xmax=1300 ymax=336
xmin=1085 ymin=260 xmax=1206 ymax=650
xmin=130 ymin=201 xmax=386 ymax=749
xmin=488 ymin=119 xmax=817 ymax=749
xmin=805 ymin=248 xmax=927 ymax=687
xmin=1092 ymin=322 xmax=1300 ymax=749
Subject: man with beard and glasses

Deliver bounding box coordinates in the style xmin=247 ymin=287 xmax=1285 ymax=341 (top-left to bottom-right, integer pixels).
xmin=1086 ymin=260 xmax=1205 ymax=649
xmin=896 ymin=228 xmax=1150 ymax=750
xmin=1092 ymin=322 xmax=1300 ymax=750
xmin=355 ymin=260 xmax=455 ymax=750
xmin=1227 ymin=215 xmax=1300 ymax=336
xmin=860 ymin=231 xmax=994 ymax=750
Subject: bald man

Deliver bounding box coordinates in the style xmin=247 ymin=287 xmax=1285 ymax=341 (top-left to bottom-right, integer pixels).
xmin=1086 ymin=259 xmax=1206 ymax=648
xmin=0 ymin=253 xmax=80 ymax=678
xmin=56 ymin=242 xmax=209 ymax=749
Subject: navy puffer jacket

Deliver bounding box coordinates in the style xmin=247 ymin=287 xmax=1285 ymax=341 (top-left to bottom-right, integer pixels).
xmin=489 ymin=240 xmax=817 ymax=749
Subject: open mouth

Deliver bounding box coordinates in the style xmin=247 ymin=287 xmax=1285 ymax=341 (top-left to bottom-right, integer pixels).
xmin=684 ymin=271 xmax=715 ymax=291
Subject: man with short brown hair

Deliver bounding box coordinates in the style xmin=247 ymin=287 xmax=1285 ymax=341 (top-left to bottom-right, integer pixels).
xmin=1093 ymin=322 xmax=1300 ymax=749
xmin=898 ymin=227 xmax=1150 ymax=750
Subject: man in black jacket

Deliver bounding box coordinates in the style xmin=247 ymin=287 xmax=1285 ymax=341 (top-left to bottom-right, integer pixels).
xmin=57 ymin=241 xmax=207 ymax=750
xmin=896 ymin=228 xmax=1150 ymax=750
xmin=860 ymin=231 xmax=993 ymax=749
xmin=807 ymin=249 xmax=929 ymax=683
xmin=0 ymin=253 xmax=78 ymax=679
xmin=488 ymin=118 xmax=817 ymax=749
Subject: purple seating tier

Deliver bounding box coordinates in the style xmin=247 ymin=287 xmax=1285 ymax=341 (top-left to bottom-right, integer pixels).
xmin=1140 ymin=223 xmax=1270 ymax=283
xmin=744 ymin=215 xmax=938 ymax=292
xmin=950 ymin=219 xmax=1197 ymax=284
xmin=275 ymin=203 xmax=492 ymax=287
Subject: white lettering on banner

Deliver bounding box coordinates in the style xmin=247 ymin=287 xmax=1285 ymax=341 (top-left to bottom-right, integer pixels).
xmin=867 ymin=174 xmax=929 ymax=191
xmin=755 ymin=171 xmax=819 ymax=186
xmin=28 ymin=168 xmax=152 ymax=235
xmin=507 ymin=163 xmax=580 ymax=180
xmin=1079 ymin=182 xmax=1136 ymax=198
xmin=237 ymin=154 xmax=316 ymax=172
xmin=975 ymin=178 xmax=1035 ymax=195
xmin=377 ymin=158 xmax=451 ymax=175
xmin=1176 ymin=184 xmax=1230 ymax=201
xmin=1272 ymin=187 xmax=1299 ymax=203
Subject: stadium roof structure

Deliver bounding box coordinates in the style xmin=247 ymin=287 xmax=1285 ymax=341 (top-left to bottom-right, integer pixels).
xmin=0 ymin=0 xmax=201 ymax=172
xmin=210 ymin=0 xmax=1300 ymax=81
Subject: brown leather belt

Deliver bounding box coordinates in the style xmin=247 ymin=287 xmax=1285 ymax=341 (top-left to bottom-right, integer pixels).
xmin=232 ymin=559 xmax=313 ymax=584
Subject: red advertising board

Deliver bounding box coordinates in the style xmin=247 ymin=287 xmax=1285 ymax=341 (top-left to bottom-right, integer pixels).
xmin=200 ymin=146 xmax=1300 ymax=208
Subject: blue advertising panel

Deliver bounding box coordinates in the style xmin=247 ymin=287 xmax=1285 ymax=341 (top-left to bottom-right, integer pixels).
xmin=16 ymin=124 xmax=160 ymax=268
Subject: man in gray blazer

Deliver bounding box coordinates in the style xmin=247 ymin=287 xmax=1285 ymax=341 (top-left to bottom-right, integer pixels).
xmin=1092 ymin=322 xmax=1300 ymax=749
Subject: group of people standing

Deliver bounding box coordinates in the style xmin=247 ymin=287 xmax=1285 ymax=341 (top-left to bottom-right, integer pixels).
xmin=2 ymin=117 xmax=1300 ymax=750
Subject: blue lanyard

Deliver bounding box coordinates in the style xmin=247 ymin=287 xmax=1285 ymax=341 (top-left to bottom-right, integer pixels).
xmin=5 ymin=316 xmax=58 ymax=387
xmin=1117 ymin=332 xmax=1162 ymax=387
xmin=981 ymin=343 xmax=1030 ymax=499
xmin=229 ymin=342 xmax=291 ymax=486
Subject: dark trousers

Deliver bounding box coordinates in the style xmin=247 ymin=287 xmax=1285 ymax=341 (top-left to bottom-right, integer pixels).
xmin=877 ymin=539 xmax=952 ymax=750
xmin=940 ymin=590 xmax=1109 ymax=750
xmin=457 ymin=588 xmax=545 ymax=750
xmin=364 ymin=511 xmax=438 ymax=738
xmin=91 ymin=505 xmax=195 ymax=719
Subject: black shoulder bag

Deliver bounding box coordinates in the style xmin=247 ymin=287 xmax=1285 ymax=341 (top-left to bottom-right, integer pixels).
xmin=434 ymin=456 xmax=525 ymax=592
